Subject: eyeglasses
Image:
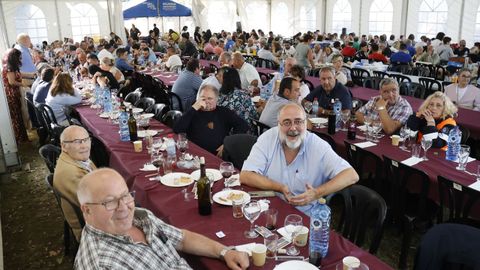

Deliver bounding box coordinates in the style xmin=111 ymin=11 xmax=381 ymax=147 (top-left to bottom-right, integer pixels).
xmin=86 ymin=191 xmax=136 ymax=211
xmin=63 ymin=136 xmax=91 ymax=144
xmin=279 ymin=119 xmax=305 ymax=127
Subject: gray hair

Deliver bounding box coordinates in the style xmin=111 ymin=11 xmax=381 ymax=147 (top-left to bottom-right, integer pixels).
xmin=277 ymin=103 xmax=307 ymax=123
xmin=199 ymin=84 xmax=219 ymax=98
xmin=379 ymin=78 xmax=399 ymax=90
xmin=320 ymin=66 xmax=336 ymax=77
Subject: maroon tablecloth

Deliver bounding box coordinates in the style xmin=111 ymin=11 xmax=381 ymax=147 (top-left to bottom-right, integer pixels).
xmin=75 ymin=105 xmax=393 ymax=269
xmin=311 ymin=125 xmax=480 ymax=202
xmin=143 ymin=69 xmax=179 ymax=86
xmin=350 ymin=86 xmax=480 ymax=139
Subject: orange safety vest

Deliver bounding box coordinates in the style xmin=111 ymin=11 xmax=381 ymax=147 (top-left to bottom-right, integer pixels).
xmin=417 ymin=118 xmax=456 ymax=151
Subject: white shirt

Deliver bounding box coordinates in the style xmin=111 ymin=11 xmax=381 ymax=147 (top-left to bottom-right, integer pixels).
xmin=238 ymin=62 xmax=262 ymax=89
xmin=166 ymin=54 xmax=182 ymax=69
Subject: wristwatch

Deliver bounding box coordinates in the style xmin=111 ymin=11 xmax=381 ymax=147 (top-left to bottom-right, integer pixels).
xmin=219 ymin=246 xmax=236 ymax=260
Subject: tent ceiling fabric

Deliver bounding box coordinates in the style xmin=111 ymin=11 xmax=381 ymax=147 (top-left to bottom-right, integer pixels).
xmin=123 ymin=0 xmax=192 ymax=19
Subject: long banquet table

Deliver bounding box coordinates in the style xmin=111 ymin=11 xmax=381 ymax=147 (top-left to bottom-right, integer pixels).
xmin=75 ymin=105 xmax=393 ymax=270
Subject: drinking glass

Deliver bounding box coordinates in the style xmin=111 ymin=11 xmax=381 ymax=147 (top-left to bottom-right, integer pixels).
xmin=421 ymin=137 xmax=433 ymax=161
xmin=456 ymin=145 xmax=471 ymax=171
xmin=176 ymin=133 xmax=189 ymax=160
xmin=219 ymin=161 xmax=235 ymax=190
xmin=284 ymin=214 xmax=303 ymax=256
xmin=138 ymin=117 xmax=150 ymax=131
xmin=371 ymin=121 xmax=382 ymax=143
xmin=243 ymin=200 xmax=261 ymax=238
xmin=303 ymin=101 xmax=313 ymax=116
xmin=364 ymin=114 xmax=372 ymax=141
xmin=340 ymin=110 xmax=350 ymax=131
xmin=151 ymin=151 xmax=164 ymax=180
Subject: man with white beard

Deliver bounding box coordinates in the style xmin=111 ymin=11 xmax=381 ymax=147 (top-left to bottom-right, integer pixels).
xmin=240 ymin=103 xmax=358 ymax=214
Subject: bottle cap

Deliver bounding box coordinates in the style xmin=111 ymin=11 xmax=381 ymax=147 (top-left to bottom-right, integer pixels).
xmin=318 ymin=198 xmax=326 ymax=204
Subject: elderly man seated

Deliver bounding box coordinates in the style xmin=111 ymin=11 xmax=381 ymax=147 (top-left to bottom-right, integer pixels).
xmin=231 ymin=52 xmax=262 ymax=90
xmin=53 ymin=125 xmax=96 ymax=240
xmin=174 ymin=84 xmax=249 ymax=156
xmin=444 ymin=68 xmax=480 ymax=111
xmin=259 ymin=77 xmax=301 ymax=127
xmin=74 ymin=168 xmax=249 ymax=270
xmin=240 ymin=103 xmax=358 ymax=214
xmin=356 ymin=78 xmax=413 ymax=135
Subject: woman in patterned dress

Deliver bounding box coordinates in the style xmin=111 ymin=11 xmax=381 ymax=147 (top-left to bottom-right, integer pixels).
xmin=2 ymin=48 xmax=28 ymax=142
xmin=218 ymin=67 xmax=258 ymax=133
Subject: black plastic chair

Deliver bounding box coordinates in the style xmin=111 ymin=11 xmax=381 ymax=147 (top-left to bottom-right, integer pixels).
xmin=309 ymin=68 xmax=321 ymax=77
xmin=39 ymin=144 xmax=61 ymax=174
xmin=161 ymin=110 xmax=183 ymax=128
xmin=332 ymin=184 xmax=387 ymax=254
xmin=372 ymin=70 xmax=389 ymax=78
xmin=383 ymin=155 xmax=439 ymax=269
xmin=168 ymin=92 xmax=184 ymax=112
xmin=26 ymin=97 xmax=48 ymax=145
xmin=222 ymin=134 xmax=258 ymax=169
xmin=363 ymin=77 xmax=383 ymax=90
xmin=89 ymin=135 xmax=110 ymax=168
xmin=250 ymin=118 xmax=271 ymax=137
xmin=344 ymin=141 xmax=385 ymax=193
xmin=36 ymin=103 xmax=64 ymax=145
xmin=399 ymin=82 xmax=426 ymax=99
xmin=388 ymin=64 xmax=411 ymax=74
xmin=351 ymin=68 xmax=370 ymax=86
xmin=313 ymin=131 xmax=336 ymax=152
xmin=124 ymin=90 xmax=142 ymax=105
xmin=458 ymin=125 xmax=470 ymax=145
xmin=134 ymin=97 xmax=156 ymax=110
xmin=432 ymin=65 xmax=446 ymax=81
xmin=389 ymin=73 xmax=412 ymax=85
xmin=437 ymin=175 xmax=480 ymax=228
xmin=254 ymin=57 xmax=278 ymax=69
xmin=209 ymin=63 xmax=218 ymax=74
xmin=419 ymin=77 xmax=442 ymax=97
xmin=146 ymin=103 xmax=167 ymax=121
xmin=257 ymin=71 xmax=272 ymax=85
xmin=63 ymin=106 xmax=83 ymax=126
xmin=302 ymin=79 xmax=315 ymax=92
xmin=44 ymin=173 xmax=78 ymax=255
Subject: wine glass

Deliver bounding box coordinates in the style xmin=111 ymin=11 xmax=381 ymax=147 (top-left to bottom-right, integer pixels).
xmin=176 ymin=133 xmax=189 ymax=160
xmin=421 ymin=137 xmax=433 ymax=161
xmin=363 ymin=114 xmax=372 ymax=141
xmin=243 ymin=200 xmax=261 ymax=238
xmin=284 ymin=214 xmax=303 ymax=256
xmin=219 ymin=162 xmax=235 ymax=190
xmin=341 ymin=110 xmax=351 ymax=131
xmin=303 ymin=101 xmax=313 ymax=116
xmin=138 ymin=117 xmax=150 ymax=131
xmin=399 ymin=126 xmax=410 ymax=150
xmin=456 ymin=144 xmax=471 ymax=171
xmin=371 ymin=121 xmax=382 ymax=143
xmin=151 ymin=150 xmax=164 ymax=180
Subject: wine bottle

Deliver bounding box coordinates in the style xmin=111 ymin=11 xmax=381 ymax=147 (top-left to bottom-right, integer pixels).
xmin=128 ymin=108 xmax=138 ymax=141
xmin=327 ymin=99 xmax=336 ymax=135
xmin=197 ymin=157 xmax=212 ymax=215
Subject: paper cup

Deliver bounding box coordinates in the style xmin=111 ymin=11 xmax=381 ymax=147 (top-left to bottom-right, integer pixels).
xmin=133 ymin=140 xmax=142 ymax=152
xmin=391 ymin=135 xmax=400 ymax=146
xmin=251 ymin=244 xmax=267 ymax=267
xmin=343 ymin=256 xmax=361 ymax=269
xmin=294 ymin=226 xmax=309 ymax=247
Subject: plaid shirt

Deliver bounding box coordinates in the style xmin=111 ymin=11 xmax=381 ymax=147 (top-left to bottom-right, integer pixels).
xmin=74 ymin=208 xmax=192 ymax=270
xmin=358 ymin=96 xmax=413 ymax=124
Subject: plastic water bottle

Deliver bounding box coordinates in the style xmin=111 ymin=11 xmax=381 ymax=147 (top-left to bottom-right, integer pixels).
xmin=312 ymin=98 xmax=319 ymax=116
xmin=102 ymin=88 xmax=112 ymax=113
xmin=446 ymin=126 xmax=462 ymax=161
xmin=333 ymin=98 xmax=342 ymax=129
xmin=118 ymin=108 xmax=130 ymax=141
xmin=166 ymin=135 xmax=177 ymax=159
xmin=309 ymin=198 xmax=331 ymax=266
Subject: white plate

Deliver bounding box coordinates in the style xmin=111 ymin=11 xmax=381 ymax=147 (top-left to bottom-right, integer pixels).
xmin=160 ymin=172 xmax=194 ymax=187
xmin=99 ymin=112 xmax=110 ymax=119
xmin=132 ymin=107 xmax=144 ymax=113
xmin=274 ymin=260 xmax=318 ymax=270
xmin=140 ymin=113 xmax=154 ymax=119
xmin=190 ymin=169 xmax=223 ymax=182
xmin=138 ymin=130 xmax=158 ymax=138
xmin=212 ymin=190 xmax=250 ymax=206
xmin=309 ymin=117 xmax=328 ymax=125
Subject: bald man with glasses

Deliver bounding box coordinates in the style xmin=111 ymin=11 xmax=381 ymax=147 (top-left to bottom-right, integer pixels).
xmin=54 ymin=125 xmax=97 ymax=240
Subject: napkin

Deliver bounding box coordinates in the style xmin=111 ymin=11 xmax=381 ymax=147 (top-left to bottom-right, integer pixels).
xmin=401 ymin=157 xmax=423 ymax=166
xmin=235 ymin=243 xmax=256 ymax=256
xmin=455 ymin=157 xmax=476 ymax=164
xmin=226 ymin=174 xmax=241 ymax=187
xmin=357 ymin=125 xmax=367 ymax=132
xmin=140 ymin=164 xmax=157 ymax=171
xmin=258 ymin=199 xmax=270 ymax=212
xmin=354 ymin=141 xmax=377 ymax=148
xmin=468 ymin=181 xmax=480 ymax=192
xmin=276 ymin=225 xmax=298 ymax=242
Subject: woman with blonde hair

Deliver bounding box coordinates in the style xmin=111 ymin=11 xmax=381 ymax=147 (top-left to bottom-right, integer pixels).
xmin=100 ymin=57 xmax=124 ymax=83
xmin=45 ymin=72 xmax=82 ymax=125
xmin=406 ymin=91 xmax=458 ymax=150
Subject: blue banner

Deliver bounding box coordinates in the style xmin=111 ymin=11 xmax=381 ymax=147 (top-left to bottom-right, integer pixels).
xmin=123 ymin=0 xmax=191 ymax=19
